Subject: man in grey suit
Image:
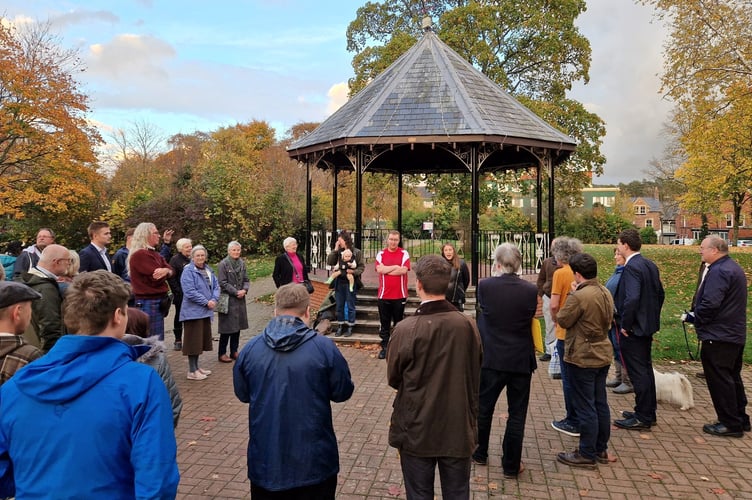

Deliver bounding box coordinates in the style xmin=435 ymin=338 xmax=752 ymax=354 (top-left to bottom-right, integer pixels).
xmin=613 ymin=229 xmax=665 ymax=430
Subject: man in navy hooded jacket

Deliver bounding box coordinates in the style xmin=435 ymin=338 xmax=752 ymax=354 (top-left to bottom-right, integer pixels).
xmin=234 ymin=283 xmax=354 ymax=499
xmin=0 ymin=270 xmax=179 ymax=499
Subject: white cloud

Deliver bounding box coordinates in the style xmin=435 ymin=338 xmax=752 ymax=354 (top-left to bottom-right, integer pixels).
xmin=87 ymin=34 xmax=176 ymax=81
xmin=326 ymin=82 xmax=349 ymax=115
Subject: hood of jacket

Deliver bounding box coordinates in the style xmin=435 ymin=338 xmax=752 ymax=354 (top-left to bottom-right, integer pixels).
xmin=262 ymin=315 xmax=317 ymax=352
xmin=11 ymin=334 xmax=149 ymax=404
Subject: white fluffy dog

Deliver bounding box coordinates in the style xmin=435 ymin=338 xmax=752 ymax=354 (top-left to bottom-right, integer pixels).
xmin=653 ymin=368 xmax=694 ymax=410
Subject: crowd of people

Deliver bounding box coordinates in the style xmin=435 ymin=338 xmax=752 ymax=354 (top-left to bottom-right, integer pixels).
xmin=0 ymin=224 xmax=747 ymax=498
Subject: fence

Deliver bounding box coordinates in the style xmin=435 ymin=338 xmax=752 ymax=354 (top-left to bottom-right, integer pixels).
xmin=308 ymin=229 xmax=549 ymax=279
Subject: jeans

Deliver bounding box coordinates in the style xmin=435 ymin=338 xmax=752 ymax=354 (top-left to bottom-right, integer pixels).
xmin=557 ymin=339 xmax=578 ymax=427
xmin=399 ymin=452 xmax=470 ymax=500
xmin=334 ymin=279 xmax=356 ymax=326
xmin=568 ymin=364 xmax=610 ymax=460
xmin=475 ymin=368 xmax=531 ymax=475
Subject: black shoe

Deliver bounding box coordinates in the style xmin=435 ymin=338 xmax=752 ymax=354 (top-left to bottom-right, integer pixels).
xmin=471 ymin=454 xmax=487 ymax=466
xmin=551 ymin=373 xmax=562 ymax=380
xmin=344 ymin=325 xmax=353 ymax=337
xmin=614 ymin=417 xmax=652 ymax=431
xmin=539 ymin=353 xmax=551 ymax=361
xmin=556 ymin=451 xmax=596 ymax=469
xmin=621 ymin=411 xmax=657 ymax=426
xmin=744 ymin=421 xmax=751 ymax=432
xmin=695 ymin=371 xmax=706 ymax=379
xmin=378 ymin=349 xmax=386 ymax=359
xmin=334 ymin=325 xmax=344 ymax=337
xmin=703 ymin=422 xmax=743 ymax=438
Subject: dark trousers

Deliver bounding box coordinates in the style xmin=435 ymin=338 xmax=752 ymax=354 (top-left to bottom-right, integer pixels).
xmin=475 ymin=368 xmax=531 ymax=476
xmin=377 ymin=299 xmax=405 ymax=348
xmin=701 ymin=339 xmax=749 ymax=432
xmin=556 ymin=340 xmax=578 ymax=427
xmin=218 ymin=331 xmax=240 ymax=357
xmin=334 ymin=280 xmax=356 ymax=325
xmin=399 ymin=452 xmax=470 ymax=500
xmin=172 ymin=292 xmax=183 ymax=342
xmin=568 ymin=364 xmax=611 ymax=460
xmin=250 ymin=474 xmax=336 ymax=500
xmin=619 ymin=333 xmax=657 ymax=423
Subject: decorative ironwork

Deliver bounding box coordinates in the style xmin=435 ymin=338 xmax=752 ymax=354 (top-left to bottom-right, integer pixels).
xmin=309 ymin=232 xmax=321 ymax=269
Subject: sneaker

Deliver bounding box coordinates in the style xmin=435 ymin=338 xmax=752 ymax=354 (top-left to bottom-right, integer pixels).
xmin=174 ymin=341 xmax=182 ymax=351
xmin=557 ymin=450 xmax=596 ymax=469
xmin=612 ymin=382 xmax=634 ymax=394
xmin=539 ymin=353 xmax=551 ymax=362
xmin=198 ymin=368 xmax=212 ymax=376
xmin=378 ymin=349 xmax=386 ymax=359
xmin=605 ymin=377 xmax=621 ymax=388
xmin=187 ymin=371 xmax=207 ymax=381
xmin=551 ymin=419 xmax=580 ymax=437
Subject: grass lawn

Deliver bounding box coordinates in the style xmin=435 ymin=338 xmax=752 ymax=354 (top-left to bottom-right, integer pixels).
xmin=585 ymin=244 xmax=752 ymax=363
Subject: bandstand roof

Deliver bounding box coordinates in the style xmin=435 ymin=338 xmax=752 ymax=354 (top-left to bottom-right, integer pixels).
xmin=287 ymin=24 xmax=577 ymax=170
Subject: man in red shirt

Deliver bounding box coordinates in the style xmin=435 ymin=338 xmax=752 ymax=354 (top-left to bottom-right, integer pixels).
xmin=375 ymin=231 xmax=410 ymax=359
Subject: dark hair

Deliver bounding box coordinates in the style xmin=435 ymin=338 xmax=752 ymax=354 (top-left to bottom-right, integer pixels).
xmin=338 ymin=230 xmax=353 ymax=250
xmin=63 ymin=271 xmax=131 ymax=335
xmin=569 ymin=253 xmax=598 ymax=280
xmin=5 ymin=241 xmax=22 ymax=256
xmin=618 ymin=228 xmax=642 ymax=252
xmin=87 ymin=221 xmax=109 ymax=239
xmin=414 ymin=254 xmax=451 ymax=295
xmin=126 ymin=307 xmax=150 ymax=338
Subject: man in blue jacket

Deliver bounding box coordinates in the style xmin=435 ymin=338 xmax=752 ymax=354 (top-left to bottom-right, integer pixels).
xmin=234 ymin=283 xmax=354 ymax=499
xmin=613 ymin=229 xmax=665 ymax=431
xmin=684 ymin=236 xmax=749 ymax=437
xmin=0 ymin=270 xmax=179 ymax=499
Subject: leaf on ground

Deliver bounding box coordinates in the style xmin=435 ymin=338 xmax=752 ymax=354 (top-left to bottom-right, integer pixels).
xmin=212 ymin=474 xmax=219 ymax=479
xmin=700 ymin=476 xmax=709 ymax=481
xmin=648 ymin=472 xmax=664 ymax=480
xmin=711 ymin=488 xmax=726 ymax=494
xmin=387 ymin=484 xmax=402 ymax=496
xmin=639 ymin=433 xmax=652 ymax=439
xmin=579 ymin=489 xmax=590 ymax=496
xmin=187 ymin=441 xmax=197 ymax=446
xmin=693 ymin=436 xmax=707 ymax=444
xmin=200 ymin=416 xmax=217 ymax=422
xmin=488 ymin=482 xmax=498 ymax=491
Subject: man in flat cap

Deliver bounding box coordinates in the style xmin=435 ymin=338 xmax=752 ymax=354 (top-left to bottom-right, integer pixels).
xmin=0 ymin=282 xmax=42 ymax=386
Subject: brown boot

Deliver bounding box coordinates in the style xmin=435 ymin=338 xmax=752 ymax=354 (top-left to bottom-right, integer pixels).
xmin=606 ymin=362 xmax=622 ymax=388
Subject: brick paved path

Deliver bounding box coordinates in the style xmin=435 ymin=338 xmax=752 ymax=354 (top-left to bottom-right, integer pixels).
xmin=169 ymin=277 xmax=752 ymax=499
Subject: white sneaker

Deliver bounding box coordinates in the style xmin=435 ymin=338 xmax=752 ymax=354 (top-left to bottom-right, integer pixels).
xmin=187 ymin=371 xmax=207 ymax=380
xmin=198 ymin=368 xmax=212 ymax=376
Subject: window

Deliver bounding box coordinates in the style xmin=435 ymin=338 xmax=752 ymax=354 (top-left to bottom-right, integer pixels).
xmin=740 ymin=214 xmax=747 ymax=227
xmin=511 ymin=198 xmax=524 ymax=208
xmin=592 ymin=196 xmax=614 ymax=207
xmin=725 ymin=214 xmax=733 ymax=228
xmin=645 ymin=219 xmax=653 ymax=228
xmin=634 ymin=205 xmax=646 ymax=215
xmin=662 ymin=221 xmax=676 ymax=233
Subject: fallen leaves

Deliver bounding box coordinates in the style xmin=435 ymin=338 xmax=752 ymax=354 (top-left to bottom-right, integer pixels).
xmin=648 ymin=472 xmax=664 ymax=480
xmin=200 ymin=416 xmax=217 ymax=422
xmin=387 ymin=484 xmax=402 ymax=496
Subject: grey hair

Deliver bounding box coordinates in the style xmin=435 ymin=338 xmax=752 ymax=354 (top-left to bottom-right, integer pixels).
xmin=227 ymin=240 xmax=241 ymax=253
xmin=175 ymin=238 xmax=192 ymax=252
xmin=552 ymin=236 xmax=582 ymax=264
xmin=283 ymin=237 xmax=297 ymax=251
xmin=493 ymin=243 xmax=522 ymax=275
xmin=191 ymin=244 xmax=208 ymax=259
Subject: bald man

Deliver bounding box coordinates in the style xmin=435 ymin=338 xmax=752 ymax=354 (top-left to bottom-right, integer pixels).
xmin=21 ymin=244 xmax=70 ymax=352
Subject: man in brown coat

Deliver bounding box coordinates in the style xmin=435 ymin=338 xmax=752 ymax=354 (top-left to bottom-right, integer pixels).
xmin=0 ymin=281 xmax=43 ymax=385
xmin=387 ymin=254 xmax=482 ymax=499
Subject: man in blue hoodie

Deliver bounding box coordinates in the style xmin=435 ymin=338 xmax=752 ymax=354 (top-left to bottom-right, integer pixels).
xmin=0 ymin=270 xmax=179 ymax=499
xmin=234 ymin=283 xmax=354 ymax=499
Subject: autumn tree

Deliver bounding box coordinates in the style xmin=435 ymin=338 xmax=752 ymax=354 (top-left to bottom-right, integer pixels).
xmin=0 ymin=20 xmax=103 ymax=240
xmin=346 ymin=0 xmax=606 ymax=219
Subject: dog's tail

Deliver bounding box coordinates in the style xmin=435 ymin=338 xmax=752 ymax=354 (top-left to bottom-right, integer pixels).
xmin=680 ymin=375 xmax=695 ymax=410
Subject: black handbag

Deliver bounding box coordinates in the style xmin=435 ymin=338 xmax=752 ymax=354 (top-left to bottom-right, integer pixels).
xmin=302 ymin=280 xmax=315 ymax=294
xmin=159 ymin=292 xmax=173 ymax=317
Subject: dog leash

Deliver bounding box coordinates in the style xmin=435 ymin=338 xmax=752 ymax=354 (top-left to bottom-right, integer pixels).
xmin=682 ymin=320 xmax=700 ymax=361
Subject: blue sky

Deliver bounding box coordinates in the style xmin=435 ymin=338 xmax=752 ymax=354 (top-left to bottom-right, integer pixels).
xmin=4 ymin=1 xmax=671 ymax=184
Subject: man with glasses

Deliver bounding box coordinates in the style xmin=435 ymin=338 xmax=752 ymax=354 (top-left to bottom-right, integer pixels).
xmin=20 ymin=244 xmax=70 ymax=352
xmin=12 ymin=228 xmax=55 ymax=281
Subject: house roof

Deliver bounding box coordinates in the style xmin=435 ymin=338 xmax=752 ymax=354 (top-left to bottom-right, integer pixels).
xmin=288 ymin=26 xmax=576 ymax=155
xmin=632 ymin=197 xmax=663 ymax=212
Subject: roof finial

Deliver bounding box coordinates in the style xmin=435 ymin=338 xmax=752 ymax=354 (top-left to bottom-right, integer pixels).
xmin=422 ymin=16 xmax=433 ymax=32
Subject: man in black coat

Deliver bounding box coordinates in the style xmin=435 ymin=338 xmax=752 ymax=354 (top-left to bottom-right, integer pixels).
xmin=79 ymin=221 xmax=113 ymax=273
xmin=472 ymin=243 xmax=538 ymax=479
xmin=613 ymin=229 xmax=665 ymax=430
